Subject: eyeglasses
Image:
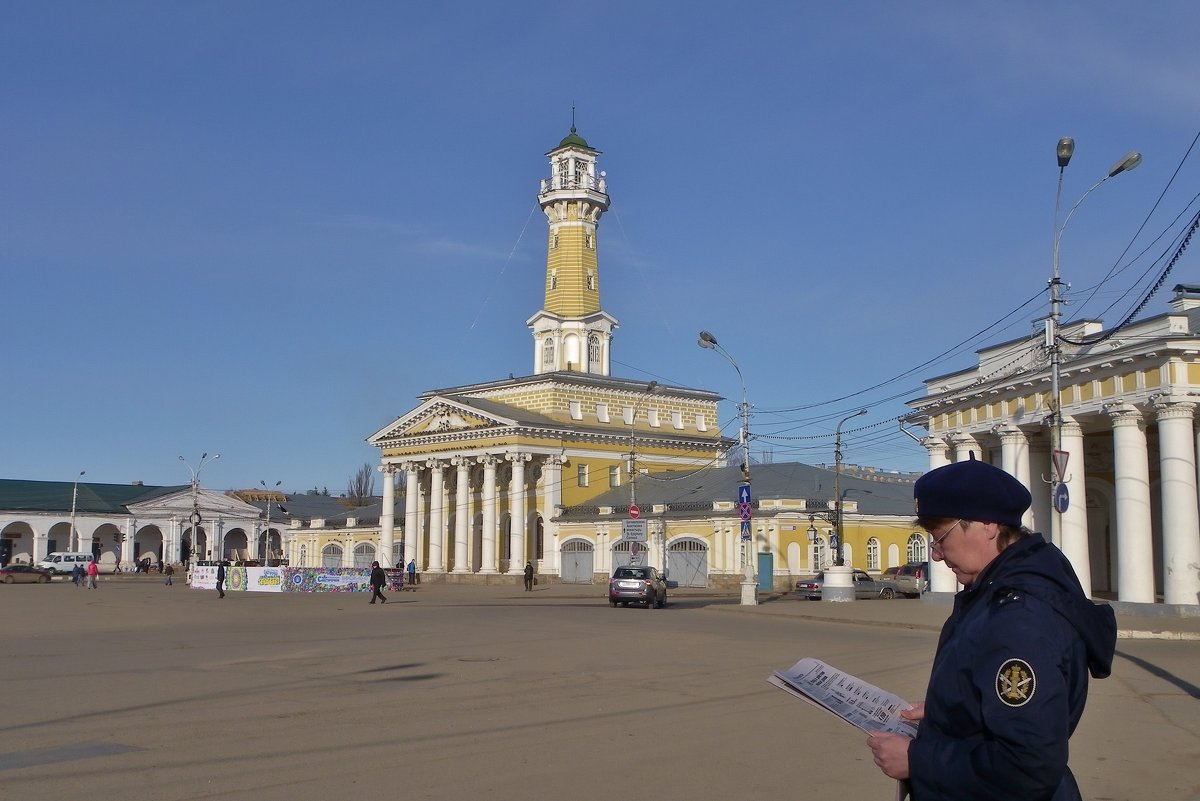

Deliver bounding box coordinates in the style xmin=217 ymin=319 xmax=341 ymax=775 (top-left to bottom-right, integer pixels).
xmin=929 ymin=519 xmax=964 ymax=555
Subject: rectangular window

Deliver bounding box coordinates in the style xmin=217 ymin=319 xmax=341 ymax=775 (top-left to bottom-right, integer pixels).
xmin=596 ymin=403 xmax=609 ymax=423
xmin=577 ymin=464 xmax=589 ymax=487
xmin=622 ymin=406 xmax=634 ymax=425
xmin=648 ymin=409 xmax=660 ymax=427
xmin=609 ymin=466 xmax=620 ymax=488
xmin=569 ymin=400 xmax=582 ymax=420
xmin=672 ymin=411 xmax=683 ymax=429
xmin=695 ymin=413 xmax=707 ymax=432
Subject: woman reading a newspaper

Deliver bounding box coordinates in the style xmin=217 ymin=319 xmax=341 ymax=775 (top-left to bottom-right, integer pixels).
xmin=866 ymin=457 xmax=1116 ymax=801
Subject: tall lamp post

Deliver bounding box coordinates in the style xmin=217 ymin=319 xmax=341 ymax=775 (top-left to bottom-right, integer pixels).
xmin=180 ymin=453 xmax=220 ymax=563
xmin=833 ymin=409 xmax=867 ymax=566
xmin=260 ymin=479 xmax=281 ymax=564
xmin=698 ymin=329 xmax=757 ymax=606
xmin=70 ymin=470 xmax=86 ymax=553
xmin=1046 ymin=140 xmax=1141 ymax=547
xmin=627 ymin=381 xmax=660 ymax=568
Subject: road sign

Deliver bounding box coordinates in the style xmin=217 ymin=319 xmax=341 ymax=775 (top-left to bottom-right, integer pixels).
xmin=1054 ymin=483 xmax=1070 ymax=514
xmin=1052 ymin=449 xmax=1069 ymax=481
xmin=738 ymin=502 xmax=752 ymax=521
xmin=622 ymin=519 xmax=648 ymax=542
xmin=738 ymin=484 xmax=752 ymax=504
xmin=740 ymin=520 xmax=752 ymax=541
xmin=628 ymin=504 xmax=640 ymax=519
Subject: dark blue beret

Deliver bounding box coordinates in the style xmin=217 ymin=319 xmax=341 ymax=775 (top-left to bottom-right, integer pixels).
xmin=914 ymin=457 xmax=1031 ymax=527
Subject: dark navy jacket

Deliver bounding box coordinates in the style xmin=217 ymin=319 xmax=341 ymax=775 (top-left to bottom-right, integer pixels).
xmin=908 ymin=534 xmax=1116 ymax=801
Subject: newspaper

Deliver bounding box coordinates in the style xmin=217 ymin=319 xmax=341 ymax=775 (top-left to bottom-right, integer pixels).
xmin=768 ymin=656 xmax=919 ymax=738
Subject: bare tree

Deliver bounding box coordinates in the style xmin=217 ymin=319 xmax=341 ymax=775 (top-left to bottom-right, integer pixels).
xmin=345 ymin=462 xmax=376 ymax=507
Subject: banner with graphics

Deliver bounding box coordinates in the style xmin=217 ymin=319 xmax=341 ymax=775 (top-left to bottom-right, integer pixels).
xmin=189 ymin=565 xmax=403 ymax=593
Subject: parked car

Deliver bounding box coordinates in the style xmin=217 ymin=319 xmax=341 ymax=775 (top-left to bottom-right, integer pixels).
xmin=609 ymin=565 xmax=667 ymax=608
xmin=795 ymin=569 xmax=901 ymax=600
xmin=881 ymin=566 xmax=901 ymax=582
xmin=1 ymin=564 xmax=54 ymax=584
xmin=894 ymin=562 xmax=929 ymax=597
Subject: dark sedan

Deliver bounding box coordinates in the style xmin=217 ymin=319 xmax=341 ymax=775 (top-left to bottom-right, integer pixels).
xmin=1 ymin=564 xmax=54 ymax=584
xmin=795 ymin=569 xmax=900 ymax=600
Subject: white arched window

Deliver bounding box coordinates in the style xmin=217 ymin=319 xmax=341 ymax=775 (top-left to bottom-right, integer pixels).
xmin=353 ymin=543 xmax=376 ymax=568
xmin=321 ymin=543 xmax=343 ymax=569
xmin=907 ymin=532 xmax=928 ymax=564
xmin=867 ymin=538 xmax=880 ymax=571
xmin=809 ymin=535 xmax=829 ymax=572
xmin=543 ymin=338 xmax=555 ymax=368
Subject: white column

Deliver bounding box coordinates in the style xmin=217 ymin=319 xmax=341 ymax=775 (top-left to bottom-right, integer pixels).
xmin=479 ymin=454 xmax=499 ymax=574
xmin=341 ymin=533 xmax=353 ymax=568
xmin=379 ymin=465 xmax=397 ymax=567
xmin=452 ymin=456 xmax=471 ymax=573
xmin=923 ymin=436 xmax=950 ymax=469
xmin=1058 ymin=417 xmax=1092 ymax=597
xmin=506 ymin=452 xmax=530 ymax=574
xmin=541 ymin=456 xmax=564 ymax=575
xmin=950 ymin=432 xmax=979 ymax=462
xmin=426 ymin=460 xmax=446 ymax=572
xmin=1154 ymin=398 xmax=1200 ymax=605
xmin=1107 ymin=404 xmax=1155 ymax=603
xmin=403 ymin=462 xmax=420 ymax=568
xmin=924 ymin=437 xmax=957 ymax=594
xmin=998 ymin=426 xmax=1033 ymax=529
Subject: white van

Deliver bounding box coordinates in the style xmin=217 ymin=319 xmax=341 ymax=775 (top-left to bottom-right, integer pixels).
xmin=38 ymin=552 xmax=97 ymax=575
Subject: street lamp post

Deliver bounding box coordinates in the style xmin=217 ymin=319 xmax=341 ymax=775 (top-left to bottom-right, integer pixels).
xmin=260 ymin=479 xmax=281 ymax=564
xmin=70 ymin=470 xmax=85 ymax=553
xmin=627 ymin=381 xmax=660 ymax=569
xmin=833 ymin=409 xmax=867 ymax=566
xmin=823 ymin=409 xmax=866 ymax=601
xmin=698 ymin=329 xmax=757 ymax=606
xmin=1046 ymin=140 xmax=1141 ymax=547
xmin=180 ymin=453 xmax=220 ymax=564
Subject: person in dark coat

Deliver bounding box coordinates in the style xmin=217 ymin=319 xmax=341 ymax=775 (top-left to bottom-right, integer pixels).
xmin=369 ymin=561 xmax=387 ymax=604
xmin=866 ymin=457 xmax=1116 ymax=801
xmin=215 ymin=561 xmax=226 ymax=598
xmin=523 ymin=561 xmax=534 ymax=591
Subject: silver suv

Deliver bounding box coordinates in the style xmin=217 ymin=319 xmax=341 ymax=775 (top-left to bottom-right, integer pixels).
xmin=894 ymin=562 xmax=928 ymax=597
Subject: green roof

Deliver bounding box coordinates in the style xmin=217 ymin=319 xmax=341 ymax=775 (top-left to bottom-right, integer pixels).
xmin=556 ymin=126 xmax=593 ymax=151
xmin=0 ymin=479 xmax=185 ymax=514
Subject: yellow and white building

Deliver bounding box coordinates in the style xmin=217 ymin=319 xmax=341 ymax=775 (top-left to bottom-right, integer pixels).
xmin=908 ymin=284 xmax=1200 ymax=608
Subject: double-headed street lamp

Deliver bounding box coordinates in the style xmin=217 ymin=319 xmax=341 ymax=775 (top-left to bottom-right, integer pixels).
xmin=180 ymin=453 xmax=220 ymax=563
xmin=698 ymin=329 xmax=756 ymax=606
xmin=260 ymin=479 xmax=282 ymax=564
xmin=1046 ymin=140 xmax=1141 ymax=547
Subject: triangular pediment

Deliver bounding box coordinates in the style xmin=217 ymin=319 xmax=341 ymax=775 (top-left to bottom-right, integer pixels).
xmin=127 ymin=488 xmax=261 ymax=518
xmin=369 ymin=397 xmax=519 ymax=444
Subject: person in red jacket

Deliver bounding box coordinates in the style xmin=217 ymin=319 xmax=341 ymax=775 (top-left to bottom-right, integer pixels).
xmin=85 ymin=558 xmax=99 ymax=589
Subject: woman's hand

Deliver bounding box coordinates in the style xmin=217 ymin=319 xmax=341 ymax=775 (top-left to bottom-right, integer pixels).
xmin=867 ymin=732 xmax=912 ymax=780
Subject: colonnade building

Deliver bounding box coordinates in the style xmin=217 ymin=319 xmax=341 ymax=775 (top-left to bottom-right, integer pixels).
xmin=908 ymin=283 xmax=1200 ymax=609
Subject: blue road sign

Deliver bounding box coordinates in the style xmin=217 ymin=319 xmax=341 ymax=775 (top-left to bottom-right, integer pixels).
xmin=738 ymin=484 xmax=752 ymax=504
xmin=1054 ymin=483 xmax=1070 ymax=514
xmin=740 ymin=520 xmax=752 ymax=541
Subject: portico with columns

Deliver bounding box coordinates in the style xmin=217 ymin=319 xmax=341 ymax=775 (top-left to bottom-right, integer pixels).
xmin=908 ymin=283 xmax=1200 ymax=608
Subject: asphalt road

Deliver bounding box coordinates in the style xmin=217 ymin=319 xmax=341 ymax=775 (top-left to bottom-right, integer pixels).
xmin=2 ymin=579 xmax=1197 ymax=801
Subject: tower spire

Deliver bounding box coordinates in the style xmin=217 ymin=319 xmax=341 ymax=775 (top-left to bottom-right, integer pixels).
xmin=526 ymin=126 xmax=619 ymax=376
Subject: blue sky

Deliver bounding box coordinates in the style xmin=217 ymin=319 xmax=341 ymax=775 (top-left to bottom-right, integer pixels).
xmin=5 ymin=1 xmax=1199 ymax=495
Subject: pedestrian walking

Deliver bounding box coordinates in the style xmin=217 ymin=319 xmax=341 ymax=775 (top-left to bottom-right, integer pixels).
xmin=164 ymin=563 xmax=174 ymax=586
xmin=523 ymin=561 xmax=534 ymax=591
xmin=406 ymin=559 xmax=417 ymax=586
xmin=369 ymin=561 xmax=387 ymax=604
xmin=71 ymin=563 xmax=84 ymax=587
xmin=85 ymin=558 xmax=99 ymax=589
xmin=216 ymin=561 xmax=226 ymax=598
xmin=866 ymin=457 xmax=1116 ymax=801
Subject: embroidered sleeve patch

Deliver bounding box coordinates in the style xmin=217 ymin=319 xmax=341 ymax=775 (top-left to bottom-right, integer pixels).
xmin=996 ymin=659 xmax=1036 ymax=707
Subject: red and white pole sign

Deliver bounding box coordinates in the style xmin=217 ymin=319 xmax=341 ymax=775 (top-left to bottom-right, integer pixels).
xmin=629 ymin=504 xmax=640 ymax=519
xmin=1052 ymin=450 xmax=1069 ymax=482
